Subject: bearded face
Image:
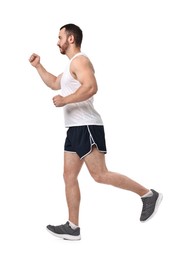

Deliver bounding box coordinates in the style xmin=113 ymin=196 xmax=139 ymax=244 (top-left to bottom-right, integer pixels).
xmin=58 ymin=39 xmax=70 ymax=54
xmin=57 ymin=28 xmax=70 ymax=55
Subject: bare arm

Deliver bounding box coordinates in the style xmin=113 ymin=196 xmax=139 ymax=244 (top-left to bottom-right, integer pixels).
xmin=53 ymin=56 xmax=97 ymax=107
xmin=29 ymin=53 xmax=61 ymax=90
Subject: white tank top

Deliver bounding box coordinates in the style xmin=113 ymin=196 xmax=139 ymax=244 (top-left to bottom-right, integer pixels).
xmin=60 ymin=52 xmax=103 ymax=127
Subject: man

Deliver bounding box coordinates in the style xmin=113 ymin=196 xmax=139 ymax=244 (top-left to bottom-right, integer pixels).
xmin=29 ymin=23 xmax=163 ymax=241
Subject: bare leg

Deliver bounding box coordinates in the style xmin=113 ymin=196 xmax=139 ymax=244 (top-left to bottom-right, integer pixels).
xmin=84 ymin=147 xmax=149 ymax=196
xmin=63 ymin=152 xmax=84 ymax=226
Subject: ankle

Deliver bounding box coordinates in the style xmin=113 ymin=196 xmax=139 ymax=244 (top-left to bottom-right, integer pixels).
xmin=68 ymin=220 xmax=79 ymax=229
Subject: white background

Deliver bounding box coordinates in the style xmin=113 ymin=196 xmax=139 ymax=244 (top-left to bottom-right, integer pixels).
xmin=0 ymin=0 xmax=184 ymax=259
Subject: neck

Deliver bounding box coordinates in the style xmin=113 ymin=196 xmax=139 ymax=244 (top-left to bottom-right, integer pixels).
xmin=66 ymin=47 xmax=81 ymax=59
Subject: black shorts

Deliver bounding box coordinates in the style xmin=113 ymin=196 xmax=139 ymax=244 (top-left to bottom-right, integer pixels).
xmin=64 ymin=125 xmax=107 ymax=159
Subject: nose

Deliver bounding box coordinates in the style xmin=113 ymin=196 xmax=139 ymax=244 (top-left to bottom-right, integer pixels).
xmin=57 ymin=39 xmax=60 ymax=47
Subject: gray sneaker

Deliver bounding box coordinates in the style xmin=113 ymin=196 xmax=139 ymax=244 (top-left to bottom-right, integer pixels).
xmin=140 ymin=189 xmax=163 ymax=222
xmin=46 ymin=221 xmax=81 ymax=240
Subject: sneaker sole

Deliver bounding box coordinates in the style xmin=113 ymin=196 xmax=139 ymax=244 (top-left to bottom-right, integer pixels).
xmin=140 ymin=193 xmax=163 ymax=222
xmin=46 ymin=227 xmax=81 ymax=240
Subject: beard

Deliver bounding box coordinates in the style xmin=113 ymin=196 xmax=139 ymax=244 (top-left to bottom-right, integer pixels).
xmin=58 ymin=40 xmax=69 ymax=55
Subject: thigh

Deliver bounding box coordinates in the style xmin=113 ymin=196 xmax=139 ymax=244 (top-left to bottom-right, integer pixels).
xmin=84 ymin=147 xmax=108 ymax=175
xmin=64 ymin=152 xmax=84 ymax=177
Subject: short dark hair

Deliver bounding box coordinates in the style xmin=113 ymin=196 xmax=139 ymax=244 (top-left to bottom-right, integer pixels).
xmin=60 ymin=24 xmax=83 ymax=47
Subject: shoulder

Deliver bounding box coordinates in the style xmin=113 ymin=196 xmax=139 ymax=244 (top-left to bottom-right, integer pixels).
xmin=71 ymin=54 xmax=95 ymax=73
xmin=72 ymin=53 xmax=90 ymax=64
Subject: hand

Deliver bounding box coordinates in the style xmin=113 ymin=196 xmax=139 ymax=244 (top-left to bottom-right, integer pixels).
xmin=29 ymin=53 xmax=40 ymax=67
xmin=53 ymin=95 xmax=66 ymax=107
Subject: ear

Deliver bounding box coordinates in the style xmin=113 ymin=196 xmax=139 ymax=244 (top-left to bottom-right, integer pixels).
xmin=68 ymin=34 xmax=75 ymax=44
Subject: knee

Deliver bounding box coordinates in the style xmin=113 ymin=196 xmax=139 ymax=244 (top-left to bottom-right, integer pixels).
xmin=63 ymin=170 xmax=77 ymax=185
xmin=63 ymin=171 xmax=68 ymax=184
xmin=90 ymin=170 xmax=106 ymax=184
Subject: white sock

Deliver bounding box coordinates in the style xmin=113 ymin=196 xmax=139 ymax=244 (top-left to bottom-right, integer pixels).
xmin=68 ymin=220 xmax=79 ymax=230
xmin=141 ymin=190 xmax=153 ymax=198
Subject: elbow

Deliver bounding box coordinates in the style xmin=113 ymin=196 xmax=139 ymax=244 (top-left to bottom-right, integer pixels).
xmin=94 ymin=86 xmax=98 ymax=94
xmin=50 ymin=83 xmax=60 ymax=90
xmin=91 ymin=89 xmax=97 ymax=96
xmin=91 ymin=85 xmax=98 ymax=96
xmin=50 ymin=85 xmax=56 ymax=90
xmin=88 ymin=89 xmax=97 ymax=99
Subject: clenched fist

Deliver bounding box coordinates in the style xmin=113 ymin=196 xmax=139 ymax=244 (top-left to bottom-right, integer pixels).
xmin=29 ymin=53 xmax=40 ymax=68
xmin=53 ymin=95 xmax=66 ymax=107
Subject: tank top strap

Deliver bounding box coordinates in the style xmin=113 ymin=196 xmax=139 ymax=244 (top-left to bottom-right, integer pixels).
xmin=70 ymin=52 xmax=87 ymax=63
